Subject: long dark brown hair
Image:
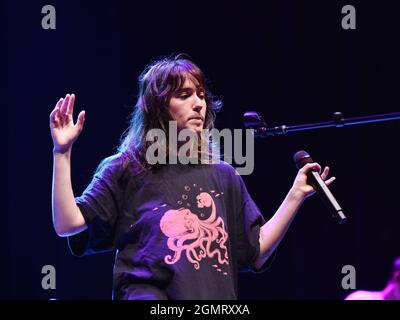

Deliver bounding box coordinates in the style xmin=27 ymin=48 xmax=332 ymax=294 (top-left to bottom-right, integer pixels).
xmin=117 ymin=54 xmax=222 ymax=172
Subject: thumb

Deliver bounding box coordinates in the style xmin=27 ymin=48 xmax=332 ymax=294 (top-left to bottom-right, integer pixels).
xmin=76 ymin=110 xmax=86 ymax=130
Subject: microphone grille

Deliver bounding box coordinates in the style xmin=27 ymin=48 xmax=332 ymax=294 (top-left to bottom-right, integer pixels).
xmin=293 ymin=150 xmax=313 ymax=169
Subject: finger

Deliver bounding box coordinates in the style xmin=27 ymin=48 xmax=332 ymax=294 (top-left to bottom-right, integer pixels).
xmin=50 ymin=106 xmax=59 ymax=122
xmin=66 ymin=93 xmax=75 ymax=117
xmin=49 ymin=108 xmax=59 ymax=127
xmin=55 ymin=97 xmax=63 ymax=110
xmin=56 ymin=98 xmax=63 ymax=122
xmin=50 ymin=98 xmax=63 ymax=125
xmin=321 ymin=166 xmax=330 ymax=180
xmin=60 ymin=94 xmax=70 ymax=116
xmin=301 ymin=162 xmax=321 ymax=174
xmin=325 ymin=176 xmax=336 ymax=186
xmin=75 ymin=110 xmax=86 ymax=130
xmin=50 ymin=98 xmax=63 ymax=121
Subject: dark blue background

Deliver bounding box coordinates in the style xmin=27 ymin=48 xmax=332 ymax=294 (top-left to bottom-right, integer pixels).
xmin=3 ymin=0 xmax=400 ymax=299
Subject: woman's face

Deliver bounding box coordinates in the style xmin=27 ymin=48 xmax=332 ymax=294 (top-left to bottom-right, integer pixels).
xmin=168 ymin=76 xmax=207 ymax=134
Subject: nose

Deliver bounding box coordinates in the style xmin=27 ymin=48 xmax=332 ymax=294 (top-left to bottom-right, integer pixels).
xmin=192 ymin=94 xmax=205 ymax=112
xmin=193 ymin=104 xmax=203 ymax=113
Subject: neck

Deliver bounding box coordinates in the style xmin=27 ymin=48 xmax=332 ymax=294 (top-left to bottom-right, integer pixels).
xmin=175 ymin=132 xmax=201 ymax=158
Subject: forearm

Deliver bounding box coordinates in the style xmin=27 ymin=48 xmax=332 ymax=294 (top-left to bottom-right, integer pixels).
xmin=52 ymin=148 xmax=86 ymax=237
xmin=253 ymin=188 xmax=305 ymax=269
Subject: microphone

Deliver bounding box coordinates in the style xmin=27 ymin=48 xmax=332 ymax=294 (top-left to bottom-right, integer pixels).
xmin=243 ymin=111 xmax=267 ymax=137
xmin=293 ymin=150 xmax=347 ymax=224
xmin=243 ymin=111 xmax=265 ymax=128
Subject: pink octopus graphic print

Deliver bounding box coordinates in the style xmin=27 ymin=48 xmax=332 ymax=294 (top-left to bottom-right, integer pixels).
xmin=159 ymin=185 xmax=229 ymax=274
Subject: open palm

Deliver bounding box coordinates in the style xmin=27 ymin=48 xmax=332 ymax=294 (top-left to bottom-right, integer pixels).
xmin=50 ymin=94 xmax=85 ymax=153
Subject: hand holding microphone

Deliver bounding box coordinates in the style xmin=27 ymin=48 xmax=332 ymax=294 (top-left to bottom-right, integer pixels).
xmin=292 ymin=150 xmax=347 ymax=224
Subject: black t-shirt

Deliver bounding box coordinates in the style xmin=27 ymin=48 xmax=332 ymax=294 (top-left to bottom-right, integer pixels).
xmin=68 ymin=154 xmax=272 ymax=300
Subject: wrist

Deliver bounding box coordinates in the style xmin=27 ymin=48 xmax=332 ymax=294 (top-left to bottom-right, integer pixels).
xmin=53 ymin=146 xmax=72 ymax=156
xmin=288 ymin=187 xmax=307 ymax=203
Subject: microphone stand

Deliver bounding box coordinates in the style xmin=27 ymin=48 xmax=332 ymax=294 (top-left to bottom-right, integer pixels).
xmin=243 ymin=111 xmax=400 ymax=138
xmin=243 ymin=111 xmax=400 ymax=224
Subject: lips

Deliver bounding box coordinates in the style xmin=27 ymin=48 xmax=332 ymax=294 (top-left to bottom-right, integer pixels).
xmin=188 ymin=116 xmax=204 ymax=121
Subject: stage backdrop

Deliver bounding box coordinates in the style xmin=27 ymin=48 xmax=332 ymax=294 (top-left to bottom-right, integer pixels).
xmin=3 ymin=0 xmax=400 ymax=299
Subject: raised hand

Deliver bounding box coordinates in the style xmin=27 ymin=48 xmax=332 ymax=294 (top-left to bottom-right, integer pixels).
xmin=50 ymin=94 xmax=86 ymax=153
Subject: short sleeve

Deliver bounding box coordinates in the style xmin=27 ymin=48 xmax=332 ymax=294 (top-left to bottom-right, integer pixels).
xmin=68 ymin=154 xmax=125 ymax=256
xmin=235 ymin=174 xmax=276 ymax=273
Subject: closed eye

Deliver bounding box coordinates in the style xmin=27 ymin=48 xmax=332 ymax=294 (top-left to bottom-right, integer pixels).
xmin=175 ymin=89 xmax=192 ymax=99
xmin=174 ymin=87 xmax=206 ymax=100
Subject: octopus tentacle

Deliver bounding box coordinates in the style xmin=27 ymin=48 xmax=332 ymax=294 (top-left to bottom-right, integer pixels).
xmin=186 ymin=248 xmax=200 ymax=269
xmin=162 ymin=192 xmax=231 ymax=270
xmin=165 ymin=245 xmax=183 ymax=264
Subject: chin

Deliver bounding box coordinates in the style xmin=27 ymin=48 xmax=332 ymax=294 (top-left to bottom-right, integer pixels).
xmin=185 ymin=126 xmax=203 ymax=134
xmin=193 ymin=127 xmax=204 ymax=135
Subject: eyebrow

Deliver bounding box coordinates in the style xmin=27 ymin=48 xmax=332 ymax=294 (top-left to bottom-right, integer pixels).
xmin=175 ymin=86 xmax=204 ymax=93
